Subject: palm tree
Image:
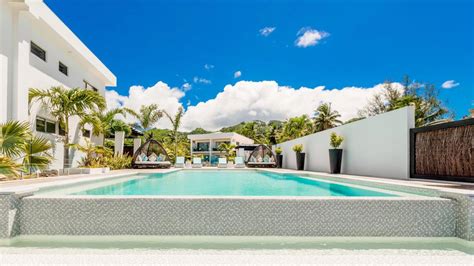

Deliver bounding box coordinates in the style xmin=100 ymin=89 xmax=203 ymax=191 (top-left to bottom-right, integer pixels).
xmin=0 ymin=121 xmax=52 ymax=176
xmin=218 ymin=142 xmax=237 ymax=159
xmin=0 ymin=121 xmax=29 ymax=177
xmin=29 ymin=86 xmax=106 ymax=168
xmin=279 ymin=115 xmax=313 ymax=142
xmin=164 ymin=107 xmax=184 ymax=161
xmin=125 ymin=104 xmax=162 ymax=131
xmin=313 ymin=103 xmax=342 ymax=132
xmin=80 ymin=108 xmax=129 ymax=144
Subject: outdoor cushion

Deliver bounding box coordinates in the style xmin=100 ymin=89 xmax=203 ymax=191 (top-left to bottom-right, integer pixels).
xmin=176 ymin=157 xmax=185 ymax=164
xmin=148 ymin=153 xmax=158 ymax=162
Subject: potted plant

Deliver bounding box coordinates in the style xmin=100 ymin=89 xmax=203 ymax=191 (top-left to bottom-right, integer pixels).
xmin=329 ymin=132 xmax=344 ymax=174
xmin=292 ymin=144 xmax=305 ymax=170
xmin=275 ymin=147 xmax=283 ymax=168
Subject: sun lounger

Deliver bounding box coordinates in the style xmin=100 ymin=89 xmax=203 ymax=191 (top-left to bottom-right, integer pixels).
xmin=192 ymin=157 xmax=203 ymax=168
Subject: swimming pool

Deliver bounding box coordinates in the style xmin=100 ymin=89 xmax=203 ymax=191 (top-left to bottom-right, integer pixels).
xmin=71 ymin=170 xmax=396 ymax=197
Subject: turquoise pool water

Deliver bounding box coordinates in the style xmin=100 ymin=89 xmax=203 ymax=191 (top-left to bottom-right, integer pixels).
xmin=73 ymin=170 xmax=395 ymax=197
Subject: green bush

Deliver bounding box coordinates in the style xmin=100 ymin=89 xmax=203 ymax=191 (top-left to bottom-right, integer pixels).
xmin=275 ymin=147 xmax=283 ymax=155
xmin=104 ymin=154 xmax=132 ymax=170
xmin=292 ymin=144 xmax=303 ymax=153
xmin=330 ymin=132 xmax=344 ymax=148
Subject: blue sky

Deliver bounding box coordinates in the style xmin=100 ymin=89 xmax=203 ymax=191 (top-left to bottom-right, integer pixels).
xmin=46 ymin=0 xmax=473 ymax=129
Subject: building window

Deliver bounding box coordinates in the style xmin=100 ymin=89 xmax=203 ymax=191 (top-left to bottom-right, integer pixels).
xmin=59 ymin=62 xmax=68 ymax=76
xmin=82 ymin=129 xmax=91 ymax=138
xmin=84 ymin=80 xmax=97 ymax=92
xmin=36 ymin=117 xmax=56 ymax=134
xmin=31 ymin=42 xmax=46 ymax=61
xmin=58 ymin=123 xmax=66 ymax=136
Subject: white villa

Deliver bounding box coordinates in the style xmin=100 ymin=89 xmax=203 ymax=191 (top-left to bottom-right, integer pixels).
xmin=188 ymin=132 xmax=254 ymax=165
xmin=0 ymin=0 xmax=116 ymax=168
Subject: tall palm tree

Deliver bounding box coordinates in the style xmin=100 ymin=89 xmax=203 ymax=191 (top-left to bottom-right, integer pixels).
xmin=164 ymin=107 xmax=184 ymax=160
xmin=29 ymin=86 xmax=106 ymax=168
xmin=80 ymin=108 xmax=129 ymax=144
xmin=313 ymin=103 xmax=342 ymax=132
xmin=125 ymin=104 xmax=162 ymax=131
xmin=0 ymin=121 xmax=52 ymax=176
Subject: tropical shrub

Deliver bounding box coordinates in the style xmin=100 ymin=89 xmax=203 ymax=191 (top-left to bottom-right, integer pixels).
xmin=0 ymin=121 xmax=53 ymax=178
xmin=292 ymin=144 xmax=303 ymax=153
xmin=104 ymin=154 xmax=132 ymax=170
xmin=329 ymin=132 xmax=344 ymax=149
xmin=275 ymin=147 xmax=282 ymax=155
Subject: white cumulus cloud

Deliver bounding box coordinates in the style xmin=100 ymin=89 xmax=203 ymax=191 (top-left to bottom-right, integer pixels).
xmin=107 ymin=80 xmax=401 ymax=132
xmin=259 ymin=27 xmax=276 ymax=37
xmin=295 ymin=27 xmax=329 ymax=48
xmin=180 ymin=81 xmax=400 ymax=131
xmin=106 ymin=81 xmax=184 ymax=129
xmin=234 ymin=71 xmax=242 ymax=78
xmin=193 ymin=76 xmax=212 ymax=84
xmin=441 ymin=80 xmax=459 ymax=89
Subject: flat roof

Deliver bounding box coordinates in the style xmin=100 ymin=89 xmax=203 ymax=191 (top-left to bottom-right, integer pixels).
xmin=187 ymin=132 xmax=254 ymax=143
xmin=24 ymin=0 xmax=116 ymax=86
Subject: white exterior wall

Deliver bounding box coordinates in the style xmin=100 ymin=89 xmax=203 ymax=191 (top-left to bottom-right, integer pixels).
xmin=275 ymin=106 xmax=415 ymax=179
xmin=0 ymin=0 xmax=116 ymax=168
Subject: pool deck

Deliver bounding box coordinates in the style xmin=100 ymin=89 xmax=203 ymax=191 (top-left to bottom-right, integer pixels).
xmin=0 ymin=168 xmax=473 ymax=241
xmin=1 ymin=167 xmax=473 ymax=195
xmin=1 ymin=247 xmax=472 ymax=265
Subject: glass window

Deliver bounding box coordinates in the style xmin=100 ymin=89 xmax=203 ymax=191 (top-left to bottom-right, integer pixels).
xmin=46 ymin=121 xmax=56 ymax=133
xmin=31 ymin=42 xmax=46 ymax=61
xmin=58 ymin=123 xmax=66 ymax=136
xmin=36 ymin=117 xmax=46 ymax=132
xmin=84 ymin=80 xmax=97 ymax=92
xmin=82 ymin=129 xmax=91 ymax=138
xmin=59 ymin=62 xmax=68 ymax=76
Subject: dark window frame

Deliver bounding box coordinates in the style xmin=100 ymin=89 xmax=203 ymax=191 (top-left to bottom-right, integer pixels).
xmin=84 ymin=80 xmax=98 ymax=92
xmin=35 ymin=116 xmax=56 ymax=134
xmin=82 ymin=129 xmax=91 ymax=138
xmin=58 ymin=61 xmax=68 ymax=76
xmin=30 ymin=41 xmax=46 ymax=61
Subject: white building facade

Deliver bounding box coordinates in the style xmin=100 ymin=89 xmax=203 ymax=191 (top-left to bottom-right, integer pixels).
xmin=0 ymin=0 xmax=116 ymax=168
xmin=188 ymin=132 xmax=254 ymax=166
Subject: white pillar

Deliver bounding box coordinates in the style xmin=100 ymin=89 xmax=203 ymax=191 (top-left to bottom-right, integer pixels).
xmin=114 ymin=131 xmax=125 ymax=155
xmin=133 ymin=138 xmax=141 ymax=154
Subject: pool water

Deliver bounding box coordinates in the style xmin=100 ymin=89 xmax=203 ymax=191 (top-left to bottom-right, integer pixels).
xmin=72 ymin=170 xmax=396 ymax=197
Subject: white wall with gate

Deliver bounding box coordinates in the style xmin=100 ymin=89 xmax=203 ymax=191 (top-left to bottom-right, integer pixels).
xmin=275 ymin=106 xmax=415 ymax=179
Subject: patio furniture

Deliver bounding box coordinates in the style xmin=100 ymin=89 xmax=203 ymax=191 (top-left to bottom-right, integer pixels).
xmin=192 ymin=157 xmax=203 ymax=168
xmin=131 ymin=139 xmax=171 ymax=169
xmin=246 ymin=144 xmax=277 ymax=168
xmin=175 ymin=156 xmax=185 ymax=168
xmin=218 ymin=158 xmax=228 ymax=168
xmin=234 ymin=157 xmax=245 ymax=168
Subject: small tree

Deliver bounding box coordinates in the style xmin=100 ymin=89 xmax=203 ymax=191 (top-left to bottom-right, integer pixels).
xmin=29 ymin=87 xmax=105 ymax=168
xmin=292 ymin=144 xmax=303 ymax=153
xmin=329 ymin=132 xmax=344 ymax=149
xmin=218 ymin=142 xmax=237 ymax=159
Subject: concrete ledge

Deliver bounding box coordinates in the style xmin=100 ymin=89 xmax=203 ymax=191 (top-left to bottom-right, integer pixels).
xmin=19 ymin=197 xmax=455 ymax=237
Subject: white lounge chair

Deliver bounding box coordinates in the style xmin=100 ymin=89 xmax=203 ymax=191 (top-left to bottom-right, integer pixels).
xmin=175 ymin=156 xmax=185 ymax=168
xmin=218 ymin=158 xmax=227 ymax=168
xmin=234 ymin=157 xmax=245 ymax=168
xmin=192 ymin=157 xmax=203 ymax=168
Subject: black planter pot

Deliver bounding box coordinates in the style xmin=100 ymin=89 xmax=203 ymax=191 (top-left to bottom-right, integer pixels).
xmin=296 ymin=152 xmax=305 ymax=170
xmin=276 ymin=154 xmax=283 ymax=168
xmin=329 ymin=149 xmax=343 ymax=174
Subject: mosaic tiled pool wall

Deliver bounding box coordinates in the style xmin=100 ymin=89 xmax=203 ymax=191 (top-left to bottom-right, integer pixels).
xmin=282 ymin=172 xmax=474 ymax=241
xmin=17 ymin=197 xmax=455 ymax=237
